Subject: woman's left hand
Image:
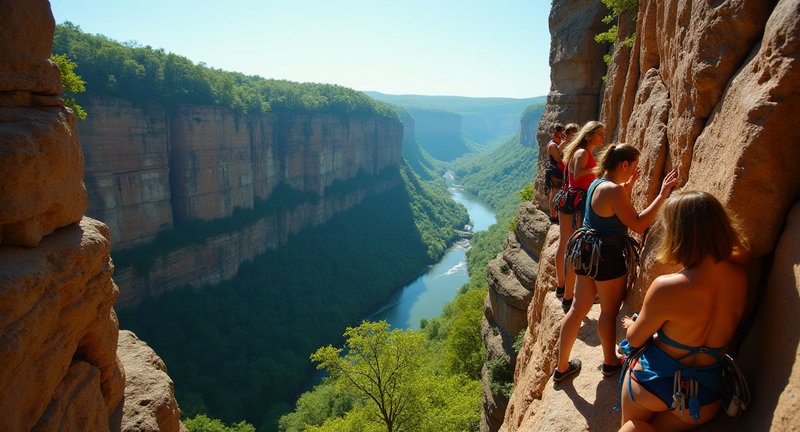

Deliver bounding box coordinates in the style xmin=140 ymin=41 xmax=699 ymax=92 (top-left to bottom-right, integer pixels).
xmin=621 ymin=316 xmax=636 ymax=329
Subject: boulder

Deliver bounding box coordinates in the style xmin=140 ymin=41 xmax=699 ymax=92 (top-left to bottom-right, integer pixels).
xmin=114 ymin=331 xmax=184 ymax=432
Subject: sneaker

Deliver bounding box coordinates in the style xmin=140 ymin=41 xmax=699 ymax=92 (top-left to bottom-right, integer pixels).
xmin=553 ymin=359 xmax=582 ymax=382
xmin=600 ymin=359 xmax=623 ymax=377
xmin=561 ymin=298 xmax=573 ymax=314
xmin=555 ymin=285 xmax=565 ymax=300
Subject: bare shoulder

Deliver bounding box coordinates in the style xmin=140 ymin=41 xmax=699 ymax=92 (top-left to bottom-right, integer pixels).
xmin=646 ymin=273 xmax=690 ymax=299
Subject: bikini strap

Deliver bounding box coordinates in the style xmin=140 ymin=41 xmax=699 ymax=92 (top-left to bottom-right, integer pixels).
xmin=656 ymin=329 xmax=725 ymax=361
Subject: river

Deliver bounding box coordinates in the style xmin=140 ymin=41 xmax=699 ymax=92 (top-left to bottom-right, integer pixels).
xmin=367 ymin=173 xmax=497 ymax=329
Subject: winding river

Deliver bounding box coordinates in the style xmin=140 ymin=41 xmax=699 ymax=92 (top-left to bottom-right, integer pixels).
xmin=367 ymin=173 xmax=497 ymax=329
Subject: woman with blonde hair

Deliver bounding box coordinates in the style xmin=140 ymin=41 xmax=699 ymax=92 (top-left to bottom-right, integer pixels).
xmin=618 ymin=191 xmax=748 ymax=431
xmin=552 ymin=121 xmax=605 ymax=313
xmin=553 ymin=143 xmax=678 ymax=383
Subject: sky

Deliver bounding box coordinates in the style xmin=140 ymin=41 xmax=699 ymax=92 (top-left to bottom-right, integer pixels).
xmin=49 ymin=1 xmax=553 ymax=99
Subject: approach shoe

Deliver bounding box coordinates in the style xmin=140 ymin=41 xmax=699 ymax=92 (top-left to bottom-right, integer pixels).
xmin=553 ymin=359 xmax=581 ymax=383
xmin=600 ymin=359 xmax=623 ymax=377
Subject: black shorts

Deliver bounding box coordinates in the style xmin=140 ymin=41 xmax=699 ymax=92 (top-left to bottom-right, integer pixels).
xmin=545 ymin=167 xmax=564 ymax=190
xmin=586 ymin=242 xmax=627 ymax=281
xmin=553 ymin=187 xmax=587 ymax=215
xmin=567 ymin=229 xmax=635 ymax=282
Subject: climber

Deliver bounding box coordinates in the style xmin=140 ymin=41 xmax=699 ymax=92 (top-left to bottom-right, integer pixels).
xmin=545 ymin=123 xmax=566 ymax=223
xmin=552 ymin=121 xmax=604 ymax=314
xmin=553 ymin=143 xmax=678 ymax=383
xmin=617 ymin=191 xmax=748 ymax=431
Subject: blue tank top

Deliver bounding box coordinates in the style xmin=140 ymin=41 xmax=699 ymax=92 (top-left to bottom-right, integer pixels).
xmin=583 ymin=178 xmax=628 ymax=236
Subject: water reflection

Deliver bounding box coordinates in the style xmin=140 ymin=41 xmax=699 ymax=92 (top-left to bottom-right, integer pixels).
xmin=368 ymin=174 xmax=496 ymax=329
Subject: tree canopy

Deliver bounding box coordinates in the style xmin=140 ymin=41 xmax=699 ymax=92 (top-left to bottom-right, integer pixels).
xmin=52 ymin=22 xmax=397 ymax=119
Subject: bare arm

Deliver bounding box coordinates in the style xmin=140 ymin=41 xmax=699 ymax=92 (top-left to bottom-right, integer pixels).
xmin=547 ymin=142 xmax=562 ymax=163
xmin=611 ymin=169 xmax=678 ymax=234
xmin=571 ymin=149 xmax=593 ymax=179
xmin=622 ymin=276 xmax=676 ymax=346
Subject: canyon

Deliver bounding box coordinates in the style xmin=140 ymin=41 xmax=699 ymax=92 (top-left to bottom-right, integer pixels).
xmin=483 ymin=0 xmax=800 ymax=431
xmin=79 ymin=97 xmax=402 ymax=308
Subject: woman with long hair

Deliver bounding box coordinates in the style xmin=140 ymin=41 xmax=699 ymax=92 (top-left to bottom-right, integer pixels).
xmin=553 ymin=144 xmax=678 ymax=383
xmin=618 ymin=191 xmax=748 ymax=431
xmin=553 ymin=121 xmax=605 ymax=313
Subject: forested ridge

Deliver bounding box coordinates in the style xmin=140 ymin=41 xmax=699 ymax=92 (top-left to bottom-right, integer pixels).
xmin=53 ymin=23 xmax=396 ymax=119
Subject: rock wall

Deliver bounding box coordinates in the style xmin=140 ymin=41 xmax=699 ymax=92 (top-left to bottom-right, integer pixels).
xmin=78 ymin=97 xmax=403 ymax=307
xmin=498 ymin=0 xmax=800 ymax=431
xmin=0 ymin=1 xmax=183 ymax=431
xmin=80 ymin=98 xmax=403 ymax=249
xmin=531 ymin=0 xmax=608 ymax=210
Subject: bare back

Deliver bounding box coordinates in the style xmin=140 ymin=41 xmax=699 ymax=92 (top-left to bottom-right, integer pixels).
xmin=628 ymin=257 xmax=747 ymax=367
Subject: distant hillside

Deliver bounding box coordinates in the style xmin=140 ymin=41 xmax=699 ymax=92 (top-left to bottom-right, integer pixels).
xmin=365 ymin=91 xmax=546 ymax=147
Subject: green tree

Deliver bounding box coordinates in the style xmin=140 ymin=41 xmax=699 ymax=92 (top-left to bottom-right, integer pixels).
xmin=311 ymin=321 xmax=426 ymax=432
xmin=51 ymin=53 xmax=87 ymax=119
xmin=183 ymin=414 xmax=255 ymax=432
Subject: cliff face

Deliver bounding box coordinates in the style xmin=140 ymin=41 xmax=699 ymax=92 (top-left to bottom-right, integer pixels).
xmin=0 ymin=1 xmax=183 ymax=431
xmin=78 ymin=97 xmax=403 ymax=307
xmin=530 ymin=0 xmax=608 ymax=209
xmin=495 ymin=0 xmax=800 ymax=431
xmin=81 ymin=98 xmax=403 ymax=248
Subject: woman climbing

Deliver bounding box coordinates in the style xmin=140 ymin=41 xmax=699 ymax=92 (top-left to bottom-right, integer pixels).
xmin=618 ymin=191 xmax=748 ymax=431
xmin=553 ymin=144 xmax=678 ymax=383
xmin=545 ymin=123 xmax=566 ymax=223
xmin=553 ymin=121 xmax=605 ymax=313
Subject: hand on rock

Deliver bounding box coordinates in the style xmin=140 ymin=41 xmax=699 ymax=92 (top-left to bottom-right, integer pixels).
xmin=660 ymin=169 xmax=679 ymax=197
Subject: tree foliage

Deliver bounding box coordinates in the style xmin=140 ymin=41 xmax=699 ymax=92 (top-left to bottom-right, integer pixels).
xmin=184 ymin=415 xmax=256 ymax=432
xmin=311 ymin=321 xmax=426 ymax=432
xmin=51 ymin=53 xmax=87 ymax=119
xmin=298 ymin=322 xmax=480 ymax=432
xmin=52 ymin=22 xmax=397 ymax=119
xmin=595 ymin=0 xmax=639 ymax=68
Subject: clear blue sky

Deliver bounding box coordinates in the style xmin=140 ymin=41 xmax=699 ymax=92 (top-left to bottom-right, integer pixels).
xmin=50 ymin=1 xmax=552 ymax=98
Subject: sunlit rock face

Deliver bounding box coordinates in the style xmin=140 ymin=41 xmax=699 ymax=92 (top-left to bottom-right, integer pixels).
xmin=530 ymin=0 xmax=608 ymax=212
xmin=77 ymin=96 xmax=403 ymax=307
xmin=0 ymin=1 xmax=184 ymax=431
xmin=501 ymin=0 xmax=800 ymax=431
xmin=79 ymin=98 xmax=403 ymax=249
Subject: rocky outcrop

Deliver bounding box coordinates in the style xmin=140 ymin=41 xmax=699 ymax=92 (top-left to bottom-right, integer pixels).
xmin=0 ymin=1 xmax=183 ymax=431
xmin=500 ymin=0 xmax=800 ymax=431
xmin=481 ymin=203 xmax=550 ymax=431
xmin=80 ymin=98 xmax=403 ymax=249
xmin=531 ymin=0 xmax=609 ymax=210
xmin=115 ymin=331 xmax=184 ymax=432
xmin=0 ymin=1 xmax=86 ymax=247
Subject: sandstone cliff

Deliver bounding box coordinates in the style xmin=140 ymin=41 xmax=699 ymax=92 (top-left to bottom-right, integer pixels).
xmin=529 ymin=0 xmax=609 ymax=209
xmin=0 ymin=1 xmax=183 ymax=430
xmin=78 ymin=95 xmax=403 ymax=307
xmin=80 ymin=97 xmax=403 ymax=249
xmin=491 ymin=1 xmax=800 ymax=431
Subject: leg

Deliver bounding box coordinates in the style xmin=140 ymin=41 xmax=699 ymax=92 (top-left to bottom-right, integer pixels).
xmin=549 ymin=187 xmax=557 ymax=218
xmin=595 ymin=275 xmax=626 ymax=365
xmin=620 ymin=369 xmax=664 ymax=425
xmin=650 ymin=401 xmax=722 ymax=431
xmin=556 ymin=275 xmax=596 ymax=372
xmin=619 ymin=420 xmax=657 ymax=432
xmin=555 ymin=211 xmax=573 ymax=290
